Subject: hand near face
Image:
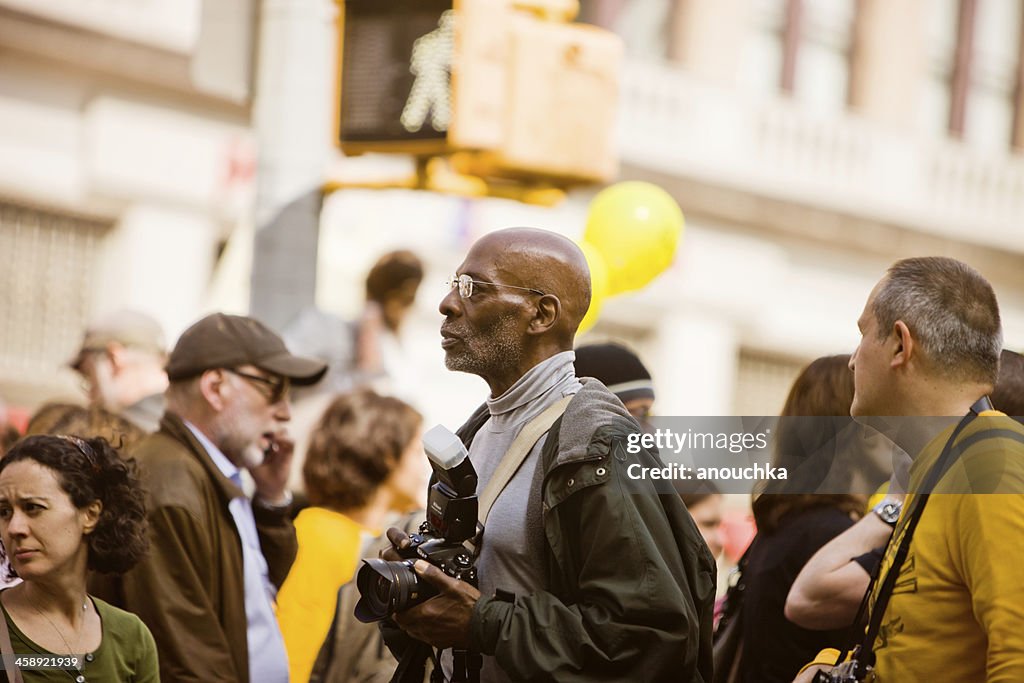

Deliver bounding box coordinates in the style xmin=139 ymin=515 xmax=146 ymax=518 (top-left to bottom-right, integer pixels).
xmin=248 ymin=431 xmax=294 ymax=505
xmin=393 ymin=560 xmax=481 ymax=649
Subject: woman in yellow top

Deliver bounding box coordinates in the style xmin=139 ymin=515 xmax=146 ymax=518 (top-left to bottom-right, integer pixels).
xmin=277 ymin=389 xmax=427 ymax=683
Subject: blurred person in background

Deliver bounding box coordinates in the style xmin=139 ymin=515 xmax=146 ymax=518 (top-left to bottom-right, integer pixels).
xmin=283 ymin=249 xmax=425 ymax=499
xmin=101 ymin=313 xmax=326 ymax=683
xmin=725 ymin=355 xmax=868 ymax=683
xmin=277 ymin=389 xmax=427 ymax=683
xmin=284 ymin=250 xmax=425 ymax=401
xmin=26 ymin=404 xmax=146 ymax=455
xmin=574 ymin=341 xmax=655 ymax=426
xmin=0 ymin=434 xmax=156 ymax=682
xmin=69 ymin=310 xmax=168 ymax=433
xmin=308 ymin=512 xmax=427 ymax=683
xmin=677 ymin=488 xmax=725 ymax=560
xmin=356 ymin=249 xmax=425 ymax=399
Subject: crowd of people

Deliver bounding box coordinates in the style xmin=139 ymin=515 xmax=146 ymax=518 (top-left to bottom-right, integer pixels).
xmin=0 ymin=230 xmax=1022 ymax=683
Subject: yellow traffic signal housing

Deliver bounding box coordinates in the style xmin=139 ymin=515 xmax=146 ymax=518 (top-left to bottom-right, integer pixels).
xmin=336 ymin=0 xmax=622 ymax=184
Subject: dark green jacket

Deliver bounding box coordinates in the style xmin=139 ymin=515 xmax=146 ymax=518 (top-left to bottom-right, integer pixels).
xmin=463 ymin=379 xmax=715 ymax=682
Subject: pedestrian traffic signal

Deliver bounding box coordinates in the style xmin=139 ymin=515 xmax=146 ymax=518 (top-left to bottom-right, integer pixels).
xmin=336 ymin=0 xmax=622 ymax=184
xmin=338 ymin=0 xmax=454 ymax=155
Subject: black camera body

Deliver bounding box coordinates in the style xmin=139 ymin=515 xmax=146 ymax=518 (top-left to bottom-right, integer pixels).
xmin=396 ymin=522 xmax=478 ymax=581
xmin=812 ymin=660 xmax=873 ymax=683
xmin=354 ymin=425 xmax=481 ymax=623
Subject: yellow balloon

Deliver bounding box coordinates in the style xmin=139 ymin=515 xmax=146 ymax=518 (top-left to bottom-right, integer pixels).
xmin=583 ymin=182 xmax=685 ymax=295
xmin=577 ymin=241 xmax=608 ymax=335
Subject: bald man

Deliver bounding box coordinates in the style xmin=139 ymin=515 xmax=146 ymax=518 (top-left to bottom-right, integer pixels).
xmin=386 ymin=228 xmax=714 ymax=682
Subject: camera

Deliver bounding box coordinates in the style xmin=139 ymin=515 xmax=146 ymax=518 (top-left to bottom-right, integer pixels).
xmin=354 ymin=425 xmax=481 ymax=623
xmin=812 ymin=660 xmax=874 ymax=683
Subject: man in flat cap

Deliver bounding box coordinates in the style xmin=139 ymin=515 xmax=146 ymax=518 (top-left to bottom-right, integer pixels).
xmin=70 ymin=309 xmax=169 ymax=432
xmin=105 ymin=313 xmax=326 ymax=683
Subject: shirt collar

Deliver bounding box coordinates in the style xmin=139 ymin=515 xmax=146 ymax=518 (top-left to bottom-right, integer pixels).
xmin=487 ymin=350 xmax=577 ymax=417
xmin=183 ymin=420 xmax=242 ymax=490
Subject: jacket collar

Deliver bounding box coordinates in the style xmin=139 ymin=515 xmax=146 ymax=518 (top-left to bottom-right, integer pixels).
xmin=158 ymin=412 xmax=246 ymax=504
xmin=550 ymin=378 xmax=639 ymax=468
xmin=456 ymin=378 xmax=641 ymax=471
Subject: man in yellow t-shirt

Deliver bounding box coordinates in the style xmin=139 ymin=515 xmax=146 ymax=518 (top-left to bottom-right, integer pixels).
xmin=796 ymin=256 xmax=1024 ymax=683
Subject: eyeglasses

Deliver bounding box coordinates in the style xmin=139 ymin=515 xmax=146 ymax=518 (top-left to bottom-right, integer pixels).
xmin=446 ymin=273 xmax=546 ymax=300
xmin=225 ymin=368 xmax=290 ymax=404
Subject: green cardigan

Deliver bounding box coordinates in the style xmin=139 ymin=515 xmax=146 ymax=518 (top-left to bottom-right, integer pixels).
xmin=2 ymin=594 xmax=158 ymax=683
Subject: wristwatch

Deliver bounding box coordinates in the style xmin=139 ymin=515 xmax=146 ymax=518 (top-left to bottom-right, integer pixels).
xmin=872 ymin=499 xmax=903 ymax=527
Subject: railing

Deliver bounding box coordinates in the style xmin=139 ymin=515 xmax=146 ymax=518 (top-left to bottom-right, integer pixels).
xmin=617 ymin=59 xmax=1024 ymax=250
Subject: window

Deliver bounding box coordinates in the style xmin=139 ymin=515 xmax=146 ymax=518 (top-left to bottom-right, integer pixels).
xmin=741 ymin=0 xmax=857 ymax=114
xmin=0 ymin=202 xmax=109 ymax=391
xmin=923 ymin=0 xmax=1024 ymax=152
xmin=919 ymin=0 xmax=960 ymax=139
xmin=611 ymin=0 xmax=672 ymax=59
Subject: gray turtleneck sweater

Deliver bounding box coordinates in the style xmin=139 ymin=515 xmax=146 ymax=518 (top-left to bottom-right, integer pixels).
xmin=448 ymin=351 xmax=581 ymax=682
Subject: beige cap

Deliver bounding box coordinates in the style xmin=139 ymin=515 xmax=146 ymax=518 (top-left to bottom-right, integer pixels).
xmin=70 ymin=310 xmax=167 ymax=370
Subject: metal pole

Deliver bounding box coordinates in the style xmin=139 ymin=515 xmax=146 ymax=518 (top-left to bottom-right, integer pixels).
xmin=249 ymin=0 xmax=337 ymax=330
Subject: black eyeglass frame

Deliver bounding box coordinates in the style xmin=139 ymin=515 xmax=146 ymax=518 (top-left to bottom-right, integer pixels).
xmin=224 ymin=368 xmax=290 ymax=404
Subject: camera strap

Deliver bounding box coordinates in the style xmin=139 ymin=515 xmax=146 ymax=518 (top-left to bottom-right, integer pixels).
xmin=468 ymin=395 xmax=572 ymax=555
xmin=847 ymin=397 xmax=996 ymax=674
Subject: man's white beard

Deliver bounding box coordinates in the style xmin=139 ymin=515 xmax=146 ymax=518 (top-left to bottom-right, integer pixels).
xmin=241 ymin=442 xmax=266 ymax=470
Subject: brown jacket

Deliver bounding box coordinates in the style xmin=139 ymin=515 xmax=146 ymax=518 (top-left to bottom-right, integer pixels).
xmin=94 ymin=412 xmax=298 ymax=682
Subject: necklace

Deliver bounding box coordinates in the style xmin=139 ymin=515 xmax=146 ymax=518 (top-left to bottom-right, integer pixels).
xmin=29 ymin=597 xmax=90 ymax=679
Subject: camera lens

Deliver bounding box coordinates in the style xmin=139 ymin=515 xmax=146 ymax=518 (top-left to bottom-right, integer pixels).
xmin=373 ymin=574 xmax=391 ymax=603
xmin=354 ymin=559 xmax=435 ymax=623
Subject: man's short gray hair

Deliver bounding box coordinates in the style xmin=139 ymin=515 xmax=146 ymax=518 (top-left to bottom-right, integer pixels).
xmin=873 ymin=257 xmax=1002 ymax=384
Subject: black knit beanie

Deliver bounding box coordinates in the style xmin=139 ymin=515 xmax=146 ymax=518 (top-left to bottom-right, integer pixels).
xmin=574 ymin=343 xmax=655 ymax=403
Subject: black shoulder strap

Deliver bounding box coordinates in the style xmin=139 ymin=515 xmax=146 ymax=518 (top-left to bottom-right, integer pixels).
xmin=851 ymin=400 xmax=1024 ymax=672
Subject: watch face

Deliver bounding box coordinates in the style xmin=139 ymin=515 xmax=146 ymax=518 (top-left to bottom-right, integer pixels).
xmin=878 ymin=502 xmax=901 ymax=524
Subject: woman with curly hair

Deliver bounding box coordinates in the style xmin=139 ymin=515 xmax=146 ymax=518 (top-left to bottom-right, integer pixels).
xmin=0 ymin=434 xmax=156 ymax=682
xmin=277 ymin=389 xmax=427 ymax=683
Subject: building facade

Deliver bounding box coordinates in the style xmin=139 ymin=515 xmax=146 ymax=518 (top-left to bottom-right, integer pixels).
xmin=1 ymin=0 xmax=1022 ymax=423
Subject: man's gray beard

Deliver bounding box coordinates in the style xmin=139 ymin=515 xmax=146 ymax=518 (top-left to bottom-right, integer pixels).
xmin=444 ymin=314 xmax=523 ymax=380
xmin=211 ymin=420 xmax=255 ymax=470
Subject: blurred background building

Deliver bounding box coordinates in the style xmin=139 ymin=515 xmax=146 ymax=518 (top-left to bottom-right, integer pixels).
xmin=2 ymin=0 xmax=1023 ymax=432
